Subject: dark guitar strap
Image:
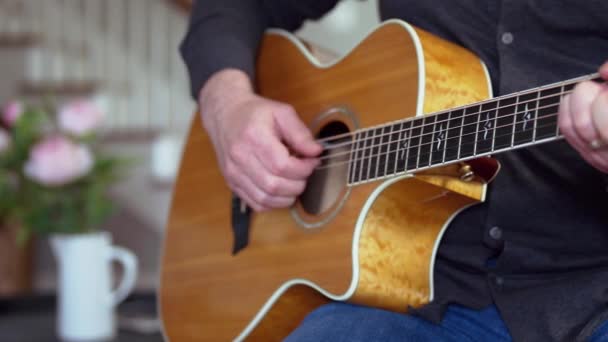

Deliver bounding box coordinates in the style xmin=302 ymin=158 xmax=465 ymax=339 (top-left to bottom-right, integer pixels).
xmin=231 ymin=194 xmax=251 ymax=255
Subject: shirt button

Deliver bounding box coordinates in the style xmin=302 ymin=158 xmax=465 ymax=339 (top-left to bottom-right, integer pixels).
xmin=501 ymin=32 xmax=514 ymax=45
xmin=489 ymin=226 xmax=503 ymax=240
xmin=495 ymin=276 xmax=504 ymax=286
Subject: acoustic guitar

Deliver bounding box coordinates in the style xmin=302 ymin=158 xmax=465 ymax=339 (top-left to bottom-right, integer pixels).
xmin=160 ymin=20 xmax=600 ymax=341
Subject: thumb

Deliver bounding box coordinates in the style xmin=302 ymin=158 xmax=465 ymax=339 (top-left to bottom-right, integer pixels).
xmin=273 ymin=105 xmax=322 ymax=158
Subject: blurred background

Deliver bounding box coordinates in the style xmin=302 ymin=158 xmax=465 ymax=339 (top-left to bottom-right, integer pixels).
xmin=0 ymin=0 xmax=379 ymax=340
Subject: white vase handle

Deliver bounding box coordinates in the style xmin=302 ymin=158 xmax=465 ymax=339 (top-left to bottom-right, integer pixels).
xmin=108 ymin=246 xmax=138 ymax=307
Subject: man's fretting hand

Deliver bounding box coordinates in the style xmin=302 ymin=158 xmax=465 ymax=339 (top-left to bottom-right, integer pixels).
xmin=559 ymin=61 xmax=608 ymax=173
xmin=199 ymin=69 xmax=322 ymax=211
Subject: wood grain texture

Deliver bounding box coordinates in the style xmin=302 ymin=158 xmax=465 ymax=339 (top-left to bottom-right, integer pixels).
xmin=349 ymin=25 xmax=493 ymax=312
xmin=414 ymin=27 xmax=492 ymax=114
xmin=351 ymin=177 xmax=481 ymax=311
xmin=246 ymin=285 xmax=329 ymax=341
xmin=160 ymin=21 xmax=495 ymax=341
xmin=160 ymin=22 xmax=421 ymax=342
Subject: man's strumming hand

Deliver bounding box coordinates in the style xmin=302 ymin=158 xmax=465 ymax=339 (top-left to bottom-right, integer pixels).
xmin=199 ymin=69 xmax=322 ymax=211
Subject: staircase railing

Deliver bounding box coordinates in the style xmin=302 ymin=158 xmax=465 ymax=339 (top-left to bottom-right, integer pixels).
xmin=169 ymin=0 xmax=193 ymax=12
xmin=0 ymin=0 xmax=194 ymax=136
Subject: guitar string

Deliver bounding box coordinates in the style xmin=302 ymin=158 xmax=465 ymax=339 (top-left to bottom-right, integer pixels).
xmin=313 ymin=73 xmax=599 ymax=146
xmin=323 ymin=119 xmax=562 ymax=176
xmin=351 ymin=127 xmax=563 ymax=184
xmin=316 ymin=89 xmax=567 ymax=157
xmin=316 ymin=99 xmax=564 ymax=163
xmin=314 ymin=115 xmax=563 ymax=172
xmin=352 ymin=133 xmax=563 ymax=185
xmin=356 ymin=122 xmax=560 ymax=181
xmin=314 ymin=73 xmax=600 ymax=146
xmin=319 ymin=103 xmax=558 ymax=161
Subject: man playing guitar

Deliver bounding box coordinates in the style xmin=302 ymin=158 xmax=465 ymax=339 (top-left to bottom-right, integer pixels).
xmin=180 ymin=1 xmax=608 ymax=340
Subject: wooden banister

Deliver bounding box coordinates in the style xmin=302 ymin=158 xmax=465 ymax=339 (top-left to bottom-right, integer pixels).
xmin=169 ymin=0 xmax=192 ymax=11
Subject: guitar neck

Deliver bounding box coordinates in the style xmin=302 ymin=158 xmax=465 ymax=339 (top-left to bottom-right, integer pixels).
xmin=347 ymin=73 xmax=602 ymax=185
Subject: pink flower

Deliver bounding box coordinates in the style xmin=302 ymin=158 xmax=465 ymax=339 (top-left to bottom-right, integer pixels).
xmin=3 ymin=101 xmax=24 ymax=127
xmin=0 ymin=128 xmax=11 ymax=154
xmin=58 ymin=100 xmax=104 ymax=136
xmin=24 ymin=136 xmax=93 ymax=186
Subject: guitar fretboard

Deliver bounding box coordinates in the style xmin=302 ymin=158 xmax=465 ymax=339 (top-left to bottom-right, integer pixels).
xmin=347 ymin=74 xmax=601 ymax=185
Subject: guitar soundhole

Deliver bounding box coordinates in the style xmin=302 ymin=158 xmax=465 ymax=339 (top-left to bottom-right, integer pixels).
xmin=299 ymin=121 xmax=351 ymax=216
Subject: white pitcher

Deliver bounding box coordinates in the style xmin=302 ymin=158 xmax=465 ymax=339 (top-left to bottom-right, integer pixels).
xmin=51 ymin=231 xmax=138 ymax=341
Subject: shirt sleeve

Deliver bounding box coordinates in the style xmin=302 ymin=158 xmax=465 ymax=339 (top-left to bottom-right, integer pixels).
xmin=180 ymin=0 xmax=341 ymax=99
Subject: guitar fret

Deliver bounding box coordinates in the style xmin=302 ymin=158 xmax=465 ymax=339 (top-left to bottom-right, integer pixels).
xmin=442 ymin=110 xmax=451 ymax=163
xmin=430 ymin=116 xmax=439 ymax=164
xmin=564 ymin=83 xmax=576 ymax=92
xmin=473 ymin=114 xmax=478 ymax=156
xmin=455 ymin=109 xmax=465 ymax=160
xmin=382 ymin=124 xmax=394 ymax=178
xmin=392 ymin=122 xmax=403 ymax=175
xmin=557 ymin=82 xmax=577 ymax=138
xmin=431 ymin=112 xmax=449 ymax=165
xmin=472 ymin=105 xmax=481 ymax=156
xmin=513 ymin=92 xmax=538 ymax=146
xmin=364 ymin=129 xmax=373 ymax=181
xmin=368 ymin=127 xmax=379 ymax=181
xmin=395 ymin=122 xmax=405 ymax=173
xmin=350 ymin=131 xmax=358 ymax=183
xmin=556 ymin=84 xmax=566 ymax=137
xmin=402 ymin=121 xmax=412 ymax=173
xmin=460 ymin=106 xmax=478 ymax=158
xmin=536 ymin=86 xmax=562 ymax=140
xmin=447 ymin=109 xmax=463 ymax=162
xmin=379 ymin=125 xmax=391 ymax=179
xmin=412 ymin=118 xmax=423 ymax=170
xmin=510 ymin=95 xmax=518 ymax=147
xmin=491 ymin=105 xmax=499 ymax=151
xmin=370 ymin=126 xmax=383 ymax=180
xmin=556 ymin=85 xmax=564 ymax=137
xmin=532 ymin=88 xmax=547 ymax=142
xmin=495 ymin=97 xmax=517 ymax=151
xmin=364 ymin=129 xmax=375 ymax=182
xmin=347 ymin=131 xmax=358 ymax=184
xmin=406 ymin=119 xmax=422 ymax=171
xmin=532 ymin=97 xmax=539 ymax=142
xmin=418 ymin=115 xmax=434 ymax=168
xmin=356 ymin=129 xmax=367 ymax=183
xmin=475 ymin=102 xmax=497 ymax=155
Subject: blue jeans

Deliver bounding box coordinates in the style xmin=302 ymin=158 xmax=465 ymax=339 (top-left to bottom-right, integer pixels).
xmin=285 ymin=302 xmax=608 ymax=341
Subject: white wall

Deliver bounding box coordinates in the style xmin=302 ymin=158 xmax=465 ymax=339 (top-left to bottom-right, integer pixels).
xmin=298 ymin=0 xmax=380 ymax=55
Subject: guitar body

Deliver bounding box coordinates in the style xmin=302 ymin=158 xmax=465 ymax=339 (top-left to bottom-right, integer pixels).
xmin=160 ymin=20 xmax=499 ymax=341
